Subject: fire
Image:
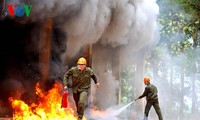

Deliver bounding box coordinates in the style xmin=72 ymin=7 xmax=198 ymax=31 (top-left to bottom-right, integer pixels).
xmin=9 ymin=81 xmax=86 ymax=120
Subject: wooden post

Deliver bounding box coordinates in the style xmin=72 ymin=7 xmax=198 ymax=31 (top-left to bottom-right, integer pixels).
xmin=82 ymin=44 xmax=92 ymax=67
xmin=39 ymin=19 xmax=52 ymax=90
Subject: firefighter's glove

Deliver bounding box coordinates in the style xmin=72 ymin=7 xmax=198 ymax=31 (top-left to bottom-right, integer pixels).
xmin=135 ymin=98 xmax=139 ymax=101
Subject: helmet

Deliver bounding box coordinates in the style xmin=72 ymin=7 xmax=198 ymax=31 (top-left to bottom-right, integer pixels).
xmin=77 ymin=57 xmax=87 ymax=65
xmin=144 ymin=77 xmax=150 ymax=83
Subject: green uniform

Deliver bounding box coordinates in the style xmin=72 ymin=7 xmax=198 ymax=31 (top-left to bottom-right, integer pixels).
xmin=139 ymin=83 xmax=163 ymax=120
xmin=63 ymin=66 xmax=98 ymax=120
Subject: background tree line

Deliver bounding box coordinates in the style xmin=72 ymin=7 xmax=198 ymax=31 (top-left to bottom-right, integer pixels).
xmin=120 ymin=0 xmax=200 ymax=119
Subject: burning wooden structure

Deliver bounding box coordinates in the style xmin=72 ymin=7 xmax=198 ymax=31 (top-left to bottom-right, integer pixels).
xmin=0 ymin=12 xmax=111 ymax=115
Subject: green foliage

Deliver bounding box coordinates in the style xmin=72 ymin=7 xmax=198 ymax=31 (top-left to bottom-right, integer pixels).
xmin=120 ymin=1 xmax=200 ymax=119
xmin=144 ymin=1 xmax=200 ymax=119
xmin=158 ymin=0 xmax=199 ymax=55
xmin=120 ymin=65 xmax=135 ymax=103
xmin=170 ymin=40 xmax=192 ymax=54
xmin=174 ymin=0 xmax=200 ymax=17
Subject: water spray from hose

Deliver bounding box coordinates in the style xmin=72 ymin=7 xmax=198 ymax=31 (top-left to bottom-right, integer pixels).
xmin=106 ymin=100 xmax=136 ymax=118
xmin=88 ymin=100 xmax=136 ymax=120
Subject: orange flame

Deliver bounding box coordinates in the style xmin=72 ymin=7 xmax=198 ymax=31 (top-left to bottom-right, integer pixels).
xmin=9 ymin=81 xmax=86 ymax=120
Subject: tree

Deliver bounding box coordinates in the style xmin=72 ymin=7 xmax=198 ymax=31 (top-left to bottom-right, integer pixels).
xmin=147 ymin=0 xmax=200 ymax=119
xmin=174 ymin=0 xmax=200 ymax=47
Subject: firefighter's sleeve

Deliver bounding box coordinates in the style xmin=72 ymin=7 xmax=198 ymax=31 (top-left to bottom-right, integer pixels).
xmin=139 ymin=87 xmax=149 ymax=99
xmin=90 ymin=69 xmax=98 ymax=84
xmin=63 ymin=69 xmax=72 ymax=89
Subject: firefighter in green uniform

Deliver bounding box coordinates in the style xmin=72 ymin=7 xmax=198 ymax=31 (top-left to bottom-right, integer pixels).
xmin=63 ymin=57 xmax=100 ymax=120
xmin=135 ymin=77 xmax=163 ymax=120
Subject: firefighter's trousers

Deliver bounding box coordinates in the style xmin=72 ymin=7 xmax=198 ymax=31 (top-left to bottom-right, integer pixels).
xmin=73 ymin=91 xmax=88 ymax=119
xmin=144 ymin=99 xmax=163 ymax=120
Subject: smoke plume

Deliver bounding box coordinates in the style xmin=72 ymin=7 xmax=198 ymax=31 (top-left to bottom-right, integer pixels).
xmin=3 ymin=0 xmax=159 ymax=57
xmin=0 ymin=0 xmax=159 ymax=118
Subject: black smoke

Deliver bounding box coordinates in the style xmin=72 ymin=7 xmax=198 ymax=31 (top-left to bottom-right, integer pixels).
xmin=0 ymin=18 xmax=67 ymax=117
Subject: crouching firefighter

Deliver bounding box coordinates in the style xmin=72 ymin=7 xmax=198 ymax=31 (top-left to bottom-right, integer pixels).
xmin=135 ymin=77 xmax=163 ymax=120
xmin=63 ymin=57 xmax=100 ymax=120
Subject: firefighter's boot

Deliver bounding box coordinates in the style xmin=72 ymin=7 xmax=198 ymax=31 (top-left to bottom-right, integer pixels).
xmin=78 ymin=117 xmax=82 ymax=120
xmin=144 ymin=115 xmax=148 ymax=120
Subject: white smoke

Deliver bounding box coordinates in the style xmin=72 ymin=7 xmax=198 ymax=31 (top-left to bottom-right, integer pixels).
xmin=60 ymin=0 xmax=159 ymax=57
xmin=5 ymin=0 xmax=159 ymax=58
xmin=96 ymin=71 xmax=119 ymax=110
xmin=62 ymin=0 xmax=112 ymax=57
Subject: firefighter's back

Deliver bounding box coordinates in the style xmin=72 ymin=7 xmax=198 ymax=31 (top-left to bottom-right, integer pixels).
xmin=147 ymin=84 xmax=158 ymax=100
